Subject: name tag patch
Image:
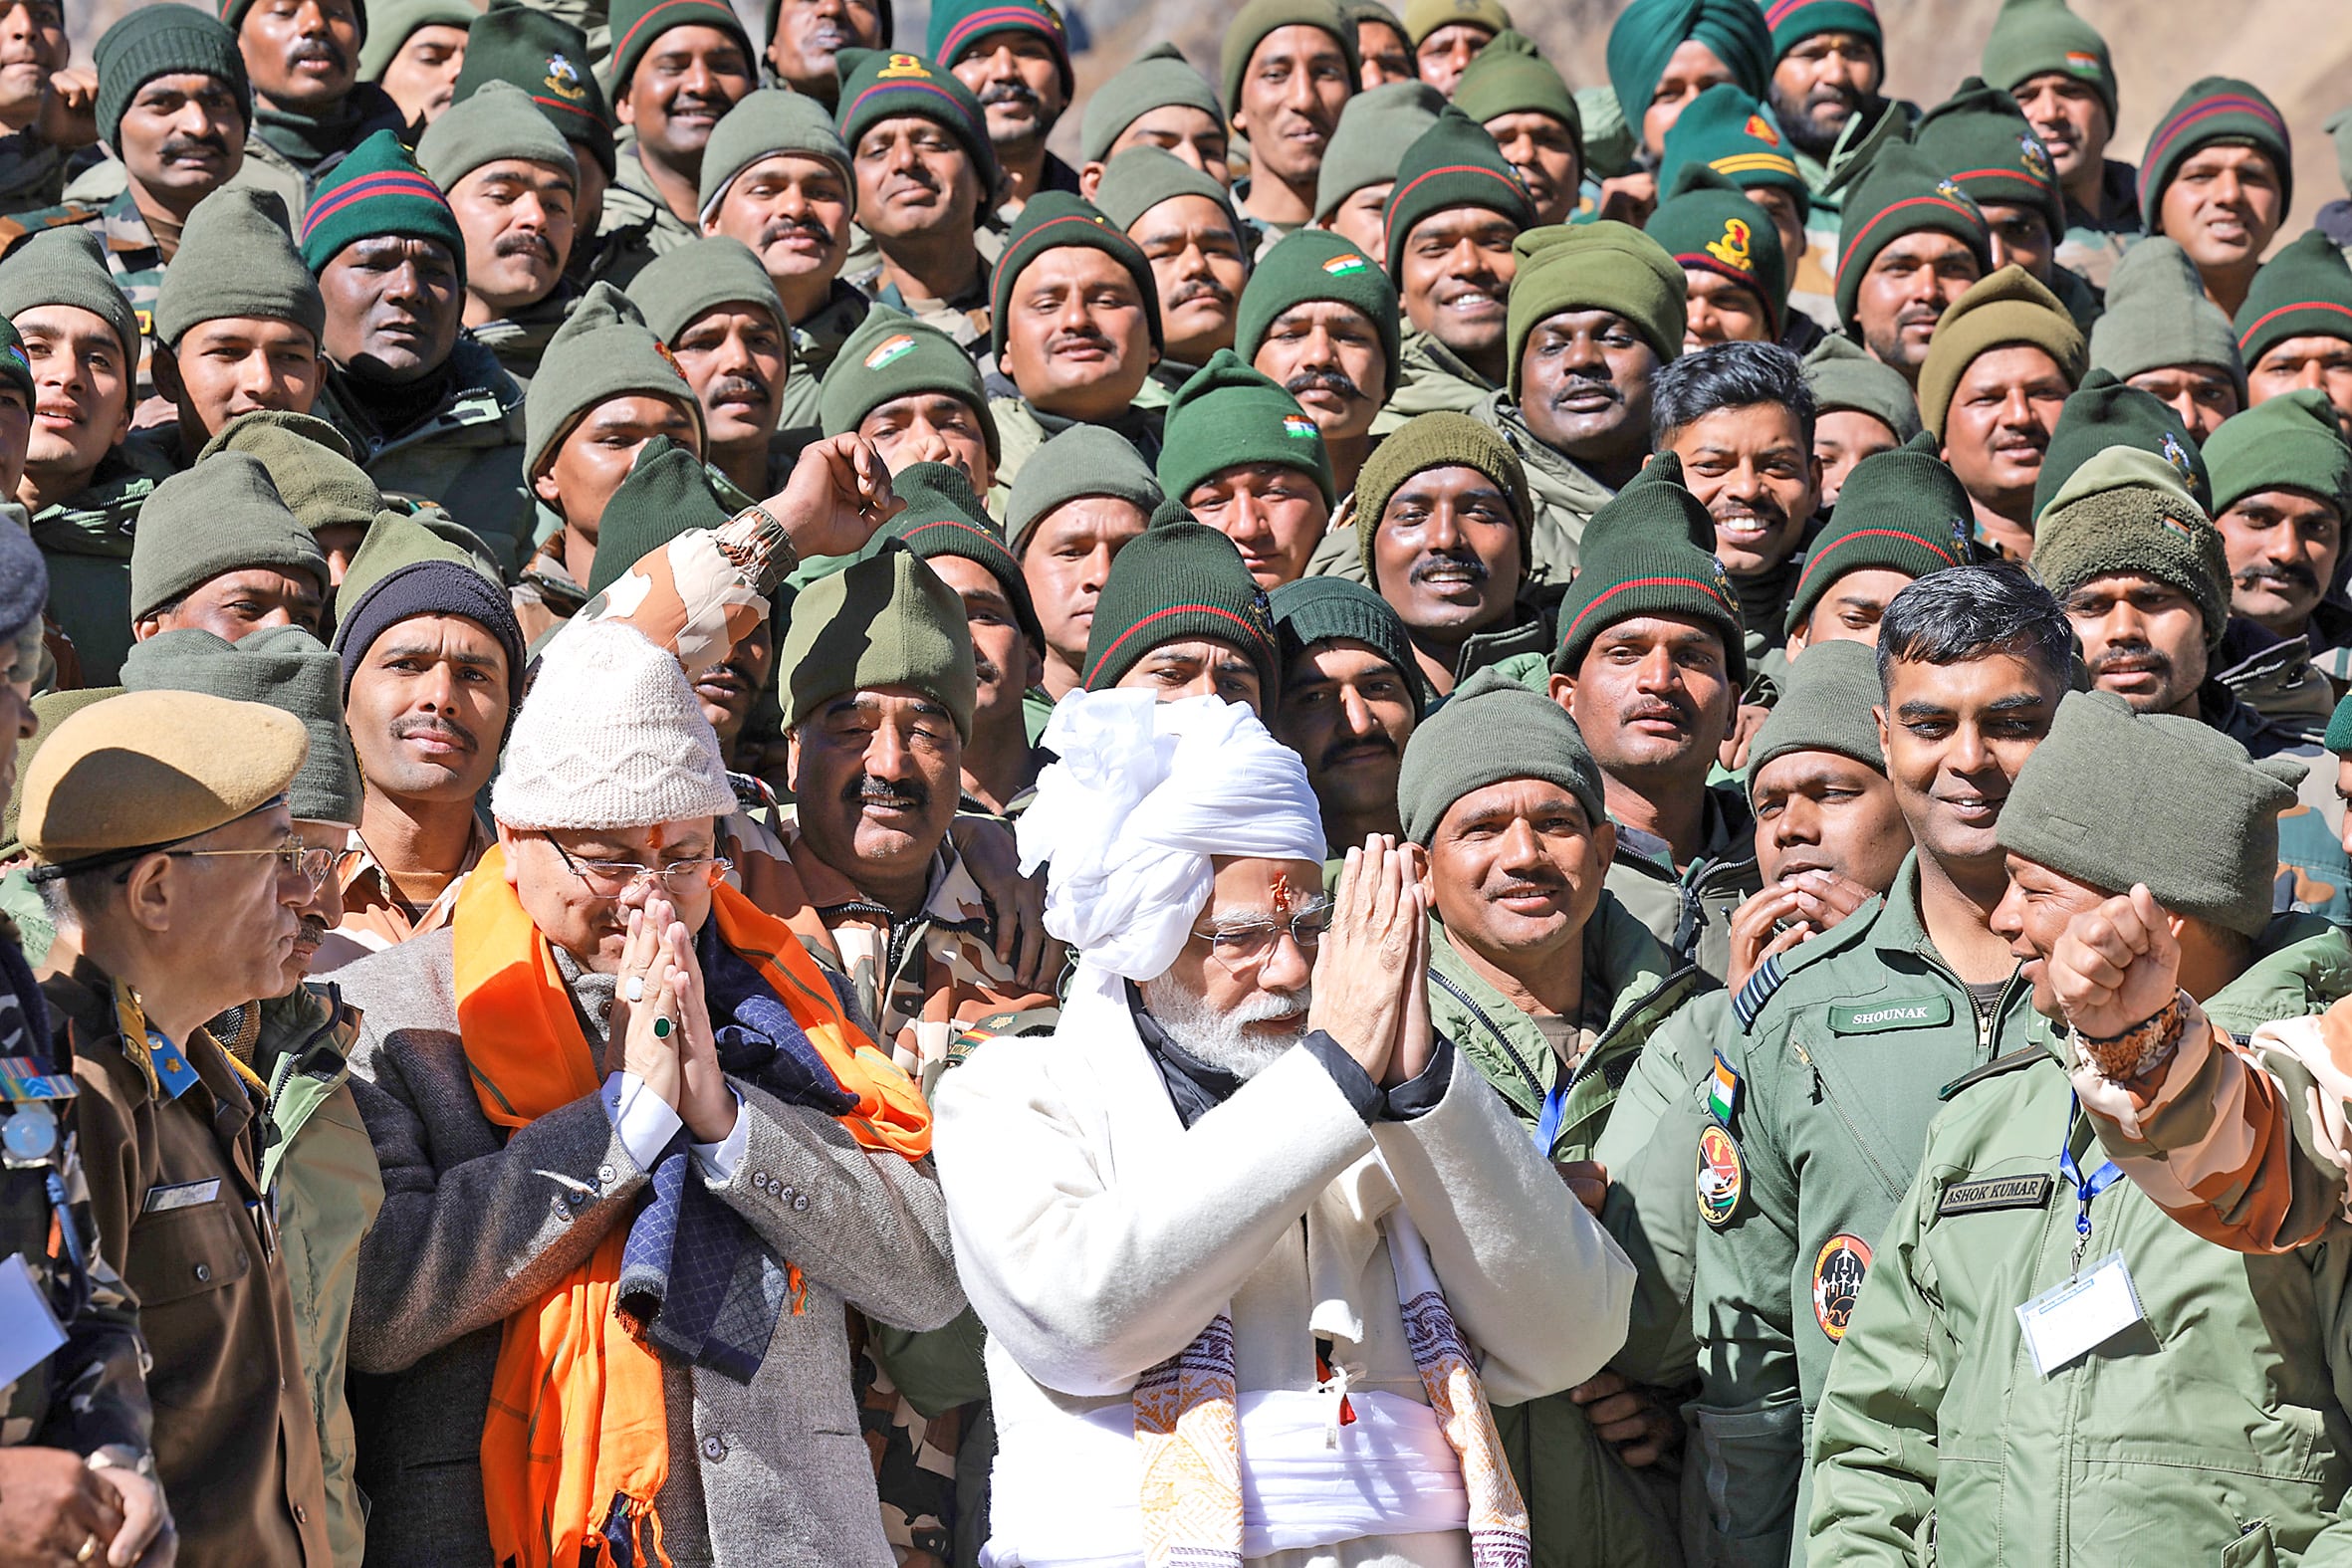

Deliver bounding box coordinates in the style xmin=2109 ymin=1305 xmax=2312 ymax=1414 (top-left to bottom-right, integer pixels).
xmin=141 ymin=1179 xmax=220 ymax=1215
xmin=1938 ymin=1174 xmax=2055 ymax=1217
xmin=1831 ymin=997 xmax=1954 ymax=1033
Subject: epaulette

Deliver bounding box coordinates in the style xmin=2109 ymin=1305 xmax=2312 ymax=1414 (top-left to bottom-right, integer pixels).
xmin=1731 ymin=951 xmax=1785 ymax=1031
xmin=1733 ymin=896 xmax=1884 ymax=1033
xmin=1938 ymin=1044 xmax=2048 ymax=1102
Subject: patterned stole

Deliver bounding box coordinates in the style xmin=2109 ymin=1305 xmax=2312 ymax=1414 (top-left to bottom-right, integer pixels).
xmin=1132 ymin=1209 xmax=1532 ymax=1567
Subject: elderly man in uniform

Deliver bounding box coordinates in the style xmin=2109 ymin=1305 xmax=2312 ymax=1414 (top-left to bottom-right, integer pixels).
xmin=936 ymin=687 xmax=1634 ymax=1566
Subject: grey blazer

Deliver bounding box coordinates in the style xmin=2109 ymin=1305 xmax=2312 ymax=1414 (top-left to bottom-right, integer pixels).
xmin=338 ymin=929 xmax=964 ymax=1567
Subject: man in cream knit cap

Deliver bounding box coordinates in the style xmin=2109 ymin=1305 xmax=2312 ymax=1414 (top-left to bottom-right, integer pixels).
xmin=334 ymin=618 xmax=960 ymax=1568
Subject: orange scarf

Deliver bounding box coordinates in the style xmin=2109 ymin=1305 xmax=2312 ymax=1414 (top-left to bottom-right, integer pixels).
xmin=452 ymin=844 xmax=931 ymax=1568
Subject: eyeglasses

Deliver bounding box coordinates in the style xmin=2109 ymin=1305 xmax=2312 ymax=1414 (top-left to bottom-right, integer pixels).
xmin=163 ymin=835 xmax=336 ymax=892
xmin=541 ymin=832 xmax=732 ymax=900
xmin=1189 ymin=900 xmax=1334 ymax=970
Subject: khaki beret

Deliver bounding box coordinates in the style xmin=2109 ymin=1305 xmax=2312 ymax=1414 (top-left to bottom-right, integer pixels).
xmin=20 ymin=691 xmax=309 ymax=872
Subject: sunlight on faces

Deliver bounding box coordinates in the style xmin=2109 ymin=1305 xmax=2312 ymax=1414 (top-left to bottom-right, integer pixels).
xmin=501 ymin=817 xmax=721 ymax=972
xmin=117 ymin=802 xmax=311 ymax=1019
xmin=1665 ymin=401 xmax=1820 ymax=576
xmin=1750 ymin=749 xmax=1908 ymax=890
xmin=924 ymin=555 xmax=1038 ymax=730
xmin=694 ymin=615 xmax=773 ymax=758
xmin=1355 ymin=19 xmax=1412 ymax=88
xmin=347 ymin=614 xmax=512 ymax=802
xmin=1641 ymin=38 xmax=1734 ymax=154
xmin=378 ymin=24 xmax=467 ymax=124
xmin=1484 ymin=111 xmax=1580 ymax=226
xmin=1855 ymin=232 xmax=1982 ymax=373
xmin=1990 ymin=853 xmax=2110 ymax=1019
xmin=1786 ymin=566 xmax=1916 ymax=654
xmin=2250 ymin=336 xmax=2352 ymax=436
xmin=788 ymin=686 xmax=964 ymax=893
xmin=532 ymin=394 xmax=703 ymax=538
xmin=1812 ymin=408 xmax=1898 ymax=507
xmin=15 ymin=305 xmax=128 ymax=495
xmin=856 ymin=392 xmax=995 ymax=491
xmin=2010 ymin=73 xmax=2110 ymax=184
xmin=704 ymin=152 xmax=852 ymax=304
xmin=1132 ymin=195 xmax=1247 ymax=366
xmin=0 ymin=0 xmax=65 ymax=125
xmin=118 ymin=73 xmax=245 ymax=204
xmin=1769 ymin=31 xmax=1880 ymax=152
xmin=2339 ymin=758 xmax=2352 ymax=859
xmin=670 ymin=304 xmax=788 ymax=453
xmin=1019 ymin=496 xmax=1147 ymax=674
xmin=1398 ymin=207 xmax=1517 ymax=362
xmin=1979 ymin=201 xmax=2053 ymax=283
xmin=1874 ymin=649 xmax=2058 ymax=870
xmin=615 ymin=26 xmax=753 ymax=161
xmin=450 ymin=158 xmax=576 ymax=319
xmin=2158 ymin=145 xmax=2283 ymax=279
xmin=1104 ymin=105 xmax=1231 ymax=183
xmin=764 ymin=0 xmax=882 ymax=94
xmin=1114 ymin=638 xmax=1264 ymax=712
xmin=2218 ymin=488 xmax=2343 ymax=635
xmin=1939 ymin=344 xmax=2069 ymax=516
xmin=1142 ymin=854 xmax=1322 ymax=1073
xmin=1550 ymin=615 xmax=1736 ymax=778
xmin=2126 ymin=364 xmax=2239 ymax=442
xmin=153 ymin=318 xmax=323 ymax=440
xmin=1372 ymin=464 xmax=1521 ymax=637
xmin=284 ymin=815 xmax=348 ymax=988
xmin=1520 ymin=309 xmax=1658 ymax=467
xmin=1275 ymin=640 xmax=1415 ymax=822
xmin=1324 ymin=180 xmax=1391 ymax=259
xmin=1185 ymin=463 xmax=1327 ymax=587
xmin=1253 ymin=300 xmax=1387 ymax=443
xmin=950 ymin=29 xmax=1066 ymax=151
xmin=1424 ymin=778 xmax=1612 ymax=965
xmin=998 ymin=245 xmax=1155 ymax=419
xmin=1415 ymin=22 xmax=1490 ymax=96
xmin=136 ymin=566 xmax=324 ymax=644
xmin=1682 ymin=270 xmax=1772 ymax=348
xmin=240 ymin=0 xmax=360 ymax=112
xmin=318 ymin=236 xmax=463 ymax=383
xmin=1233 ymin=25 xmax=1352 ymax=187
xmin=2064 ymin=573 xmax=2208 ymax=715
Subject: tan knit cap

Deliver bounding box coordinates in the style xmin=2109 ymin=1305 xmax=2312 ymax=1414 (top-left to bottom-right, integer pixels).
xmin=1917 ymin=264 xmax=2086 ymax=438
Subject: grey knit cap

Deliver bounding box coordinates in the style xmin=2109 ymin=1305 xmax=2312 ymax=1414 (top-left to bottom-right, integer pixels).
xmin=1803 ymin=344 xmax=1924 ymax=443
xmin=128 ymin=453 xmax=329 ymax=621
xmin=0 ymin=227 xmax=140 ymax=367
xmin=626 ymin=235 xmax=786 ymax=344
xmin=1397 ymin=664 xmax=1604 ymax=843
xmin=1999 ymin=688 xmax=2302 ymax=937
xmin=2087 ymin=234 xmax=2246 ymax=402
xmin=1314 ymin=80 xmax=1443 ymax=221
xmin=153 ymin=187 xmax=324 ymax=346
xmin=1078 ymin=41 xmax=1225 ymax=164
xmin=121 ymin=625 xmax=363 ymax=828
xmin=417 ymin=79 xmax=578 ymax=191
xmin=1006 ymin=422 xmax=1164 ymax=553
xmin=1745 ymin=637 xmax=1884 ymax=795
xmin=2032 ymin=444 xmax=2231 ymax=655
xmin=697 ymin=87 xmax=855 ymax=220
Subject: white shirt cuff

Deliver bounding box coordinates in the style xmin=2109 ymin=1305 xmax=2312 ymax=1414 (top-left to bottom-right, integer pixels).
xmin=691 ymin=1090 xmax=746 ymax=1181
xmin=601 ymin=1071 xmax=684 ymax=1170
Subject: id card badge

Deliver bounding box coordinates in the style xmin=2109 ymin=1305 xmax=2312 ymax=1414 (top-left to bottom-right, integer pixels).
xmin=0 ymin=1251 xmax=67 ymax=1389
xmin=2015 ymin=1249 xmax=2144 ymax=1376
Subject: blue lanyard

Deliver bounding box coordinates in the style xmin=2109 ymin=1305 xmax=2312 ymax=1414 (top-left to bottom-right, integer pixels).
xmin=2058 ymin=1094 xmax=2122 ymax=1267
xmin=1535 ymin=1080 xmax=1568 ymax=1155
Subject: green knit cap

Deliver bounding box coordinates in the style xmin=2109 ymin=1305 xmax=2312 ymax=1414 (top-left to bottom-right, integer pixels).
xmin=1093 ymin=145 xmax=1240 ymax=237
xmin=608 ymin=0 xmax=753 ymax=99
xmin=1220 ymin=0 xmax=1357 ymax=120
xmin=782 ymin=540 xmax=978 ymax=740
xmin=588 ymin=436 xmax=728 ymax=598
xmin=697 ymin=88 xmax=854 ymax=219
xmin=1916 ymin=264 xmax=2084 ymax=438
xmin=0 ymin=227 xmax=139 ymax=369
xmin=1646 ymin=163 xmax=1788 ymax=335
xmin=1398 ymin=664 xmax=1602 ymax=843
xmin=1834 ymin=140 xmax=1990 ymax=336
xmin=1550 ymin=452 xmax=1745 ymax=681
xmin=881 ymin=461 xmax=1044 ymax=651
xmin=2327 ymin=691 xmax=2352 ymax=756
xmin=96 ymin=4 xmax=249 ymax=149
xmin=1159 ymin=349 xmax=1334 ymax=509
xmin=449 ymin=6 xmax=614 ymax=178
xmin=1508 ymin=221 xmax=1685 ymax=396
xmin=298 ymin=129 xmax=464 ymax=274
xmin=201 ymin=411 xmax=382 ymax=537
xmin=1803 ymin=347 xmax=1922 ymax=441
xmin=1450 ymin=30 xmax=1577 ymax=139
xmin=1383 ymin=105 xmax=1533 ymax=281
xmin=2087 ymin=233 xmax=2245 ymax=398
xmin=121 ymin=626 xmax=362 ymax=828
xmin=1350 ymin=408 xmax=1529 ymax=578
xmin=1270 ymin=575 xmax=1424 ymax=719
xmin=1603 ymin=0 xmax=1771 ymax=139
xmin=334 ymin=510 xmax=497 ymax=630
xmin=1082 ymin=521 xmax=1280 ymax=692
xmin=1912 ymin=78 xmax=2064 ymax=239
xmin=2139 ymin=78 xmax=2291 ymax=228
xmin=359 ymin=0 xmax=473 ymax=80
xmin=928 ymin=0 xmax=1071 ymax=96
xmin=1236 ymin=228 xmax=1400 ymax=386
xmin=2235 ymin=229 xmax=2352 ymax=371
xmin=128 ymin=452 xmax=329 ymax=621
xmin=416 ymin=79 xmax=577 ymax=192
xmin=1657 ymin=83 xmax=1808 ymax=221
xmin=523 ymin=282 xmax=700 ymax=478
xmin=1764 ymin=0 xmax=1881 ymax=57
xmin=627 ymin=236 xmax=786 ymax=345
xmin=1979 ymin=0 xmax=2116 ymax=128
xmin=1745 ymin=637 xmax=1884 ymax=798
xmin=835 ymin=47 xmax=998 ymax=198
xmin=2032 ymin=445 xmax=2231 ymax=655
xmin=1999 ymin=688 xmax=2299 ymax=937
xmin=1784 ymin=433 xmax=1970 ymax=633
xmin=1402 ymin=0 xmax=1505 ymax=47
xmin=1312 ymin=80 xmax=1442 ymax=222
xmin=153 ymin=187 xmax=323 ymax=346
xmin=2029 ymin=368 xmax=2210 ymax=523
xmin=1078 ymin=42 xmax=1223 ymax=164
xmin=2204 ymin=389 xmax=2352 ymax=516
xmin=821 ymin=306 xmax=1000 ymax=464
xmin=989 ymin=192 xmax=1161 ymax=361
xmin=1005 ymin=422 xmax=1163 ymax=553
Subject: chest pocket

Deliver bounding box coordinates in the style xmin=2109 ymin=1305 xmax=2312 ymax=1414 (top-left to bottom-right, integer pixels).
xmin=125 ymin=1198 xmax=259 ymax=1409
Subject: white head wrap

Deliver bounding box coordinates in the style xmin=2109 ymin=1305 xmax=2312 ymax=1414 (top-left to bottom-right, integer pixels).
xmin=1017 ymin=691 xmax=1327 ymax=983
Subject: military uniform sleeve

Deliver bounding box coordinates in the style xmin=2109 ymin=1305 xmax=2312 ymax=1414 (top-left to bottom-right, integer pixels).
xmin=31 ymin=1140 xmax=150 ymax=1461
xmin=1688 ymin=1025 xmax=1804 ymax=1568
xmin=556 ymin=506 xmax=788 ymax=677
xmin=2072 ymin=991 xmax=2352 ymax=1253
xmin=1593 ymin=996 xmax=1715 ymax=1389
xmin=1804 ymin=1152 xmax=1950 ymax=1567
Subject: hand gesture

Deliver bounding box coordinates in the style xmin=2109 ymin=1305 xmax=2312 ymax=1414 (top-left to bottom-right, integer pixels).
xmin=2047 ymin=884 xmax=2183 ymax=1044
xmin=1384 ymin=843 xmax=1436 ymax=1089
xmin=1568 ymin=1373 xmax=1679 ymax=1469
xmin=763 ymin=434 xmax=903 ymax=562
xmin=1307 ymin=837 xmax=1425 ymax=1083
xmin=87 ymin=1466 xmax=172 ymax=1568
xmin=1724 ymin=870 xmax=1876 ymax=992
xmin=36 ymin=68 xmax=95 ymax=149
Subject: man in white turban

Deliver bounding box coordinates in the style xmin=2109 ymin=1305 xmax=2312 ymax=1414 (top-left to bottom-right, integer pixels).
xmin=932 ymin=690 xmax=1635 ymax=1567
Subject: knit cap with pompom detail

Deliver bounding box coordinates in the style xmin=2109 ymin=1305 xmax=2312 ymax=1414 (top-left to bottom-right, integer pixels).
xmin=492 ymin=621 xmax=738 ymax=831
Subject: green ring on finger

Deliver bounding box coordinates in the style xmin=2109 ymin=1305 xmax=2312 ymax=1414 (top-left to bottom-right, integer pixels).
xmin=652 ymin=1015 xmax=673 ymax=1039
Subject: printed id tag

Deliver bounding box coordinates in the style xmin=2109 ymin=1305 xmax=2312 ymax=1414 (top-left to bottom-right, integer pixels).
xmin=2015 ymin=1249 xmax=2144 ymax=1376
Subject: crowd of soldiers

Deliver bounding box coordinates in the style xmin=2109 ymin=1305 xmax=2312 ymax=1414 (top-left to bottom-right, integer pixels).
xmin=6 ymin=0 xmax=2352 ymax=1562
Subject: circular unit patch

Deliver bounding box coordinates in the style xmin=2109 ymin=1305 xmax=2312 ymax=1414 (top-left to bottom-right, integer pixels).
xmin=1812 ymin=1232 xmax=1873 ymax=1342
xmin=1697 ymin=1124 xmax=1744 ymax=1229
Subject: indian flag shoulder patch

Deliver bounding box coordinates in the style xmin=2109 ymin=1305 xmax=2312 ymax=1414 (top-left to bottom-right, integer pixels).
xmin=1282 ymin=414 xmax=1318 ymax=439
xmin=1322 ymin=253 xmax=1370 ymax=276
xmin=863 ymin=334 xmax=918 ymax=369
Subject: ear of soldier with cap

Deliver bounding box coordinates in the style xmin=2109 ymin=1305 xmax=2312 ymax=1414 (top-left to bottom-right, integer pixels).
xmin=129 ymin=453 xmax=331 ymax=641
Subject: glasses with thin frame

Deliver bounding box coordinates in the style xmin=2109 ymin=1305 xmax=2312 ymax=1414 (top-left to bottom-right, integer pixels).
xmin=154 ymin=835 xmax=335 ymax=892
xmin=1189 ymin=899 xmax=1334 ymax=971
xmin=541 ymin=832 xmax=733 ymax=900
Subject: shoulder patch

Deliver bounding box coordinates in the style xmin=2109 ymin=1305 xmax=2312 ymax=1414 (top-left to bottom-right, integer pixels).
xmin=1698 ymin=1124 xmax=1744 ymax=1229
xmin=1935 ymin=1173 xmax=2054 ymax=1217
xmin=1707 ymin=1050 xmax=1742 ymax=1126
xmin=1938 ymin=1043 xmax=2048 ymax=1102
xmin=1831 ymin=996 xmax=1953 ymax=1034
xmin=1812 ymin=1233 xmax=1872 ymax=1341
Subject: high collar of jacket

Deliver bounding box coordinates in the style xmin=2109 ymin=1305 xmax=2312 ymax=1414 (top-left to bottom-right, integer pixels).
xmin=1128 ymin=980 xmax=1246 ymax=1130
xmin=252 ymin=83 xmax=405 ymax=167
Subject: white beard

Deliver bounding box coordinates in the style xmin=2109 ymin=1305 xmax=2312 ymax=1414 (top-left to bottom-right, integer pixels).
xmin=1139 ymin=972 xmax=1311 ymax=1080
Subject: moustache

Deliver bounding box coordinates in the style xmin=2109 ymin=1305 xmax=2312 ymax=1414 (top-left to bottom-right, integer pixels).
xmin=844 ymin=773 xmax=932 ymax=811
xmin=1164 ymin=277 xmax=1233 ymax=310
xmin=289 ymin=37 xmax=347 ymax=70
xmin=157 ymin=133 xmax=229 ymax=161
xmin=390 ymin=713 xmax=477 ymax=753
xmin=494 ymin=231 xmax=556 ymax=263
xmin=1546 ymin=372 xmax=1620 ymax=412
xmin=1047 ymin=327 xmax=1110 ymax=352
xmin=2087 ymin=641 xmax=2172 ymax=679
xmin=1620 ymin=694 xmax=1693 ymax=728
xmin=1804 ymin=83 xmax=1862 ymax=115
xmin=1317 ymin=733 xmax=1397 ymax=771
xmin=707 ymin=371 xmax=772 ymax=404
xmin=972 ymin=650 xmax=1002 ymax=687
xmin=2236 ymin=563 xmax=2320 ymax=593
xmin=759 ymin=215 xmax=834 ymax=249
xmin=1408 ymin=551 xmax=1490 ymax=587
xmin=295 ymin=915 xmax=331 ymax=948
xmin=1284 ymin=368 xmax=1364 ymax=402
xmin=978 ymin=81 xmax=1040 ymax=109
xmin=1714 ymin=496 xmax=1789 ymax=531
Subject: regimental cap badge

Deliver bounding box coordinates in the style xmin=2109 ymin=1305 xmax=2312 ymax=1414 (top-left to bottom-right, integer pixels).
xmin=1936 ymin=176 xmax=1968 ymax=204
xmin=1248 ymin=587 xmax=1276 ymax=636
xmin=2019 ymin=132 xmax=2053 ymax=184
xmin=2159 ymin=429 xmax=2205 ymax=504
xmin=545 ymin=51 xmax=587 ymax=101
xmin=879 ymin=53 xmax=931 ymax=79
xmin=1705 ymin=216 xmax=1755 ymax=275
xmin=1744 ymin=112 xmax=1780 ymax=147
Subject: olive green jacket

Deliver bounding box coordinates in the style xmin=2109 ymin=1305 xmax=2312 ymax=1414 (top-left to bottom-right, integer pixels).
xmin=1809 ymin=916 xmax=2352 ymax=1568
xmin=1374 ymin=329 xmax=1494 ymax=435
xmin=1604 ymin=784 xmax=1761 ymax=986
xmin=26 ymin=442 xmax=175 ymax=685
xmin=1428 ymin=896 xmax=1709 ymax=1568
xmin=1688 ymin=853 xmax=2051 ymax=1567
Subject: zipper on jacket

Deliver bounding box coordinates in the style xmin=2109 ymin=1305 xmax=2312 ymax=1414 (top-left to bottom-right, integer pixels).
xmin=1427 ymin=966 xmax=1547 ymax=1111
xmin=1791 ymin=1036 xmax=1904 ymax=1200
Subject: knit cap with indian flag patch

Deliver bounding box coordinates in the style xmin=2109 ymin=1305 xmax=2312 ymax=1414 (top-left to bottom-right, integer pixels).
xmin=1234 ymin=227 xmax=1401 ymax=386
xmin=819 ymin=306 xmax=1001 ymax=464
xmin=1156 ymin=348 xmax=1336 ymax=510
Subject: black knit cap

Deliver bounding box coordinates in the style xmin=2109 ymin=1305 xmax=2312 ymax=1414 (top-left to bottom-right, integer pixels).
xmin=96 ymin=6 xmax=249 ymax=149
xmin=1270 ymin=576 xmax=1425 ymax=719
xmin=989 ymin=191 xmax=1162 ymax=361
xmin=450 ymin=4 xmax=614 ymax=178
xmin=881 ymin=461 xmax=1045 ymax=653
xmin=333 ymin=559 xmax=527 ymax=708
xmin=1549 ymin=452 xmax=1745 ymax=681
xmin=1783 ymin=431 xmax=1972 ymax=634
xmin=1082 ymin=521 xmax=1280 ymax=694
xmin=2028 ymin=367 xmax=2211 ymax=524
xmin=588 ymin=436 xmax=728 ymax=598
